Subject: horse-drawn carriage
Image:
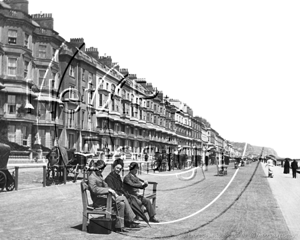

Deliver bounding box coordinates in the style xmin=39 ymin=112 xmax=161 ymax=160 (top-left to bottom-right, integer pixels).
xmin=46 ymin=146 xmax=94 ymax=183
xmin=0 ymin=143 xmax=15 ymax=192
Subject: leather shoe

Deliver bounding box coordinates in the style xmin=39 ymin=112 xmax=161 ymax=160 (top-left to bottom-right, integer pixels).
xmin=149 ymin=217 xmax=159 ymax=223
xmin=129 ymin=223 xmax=140 ymax=228
xmin=115 ymin=228 xmax=129 ymax=233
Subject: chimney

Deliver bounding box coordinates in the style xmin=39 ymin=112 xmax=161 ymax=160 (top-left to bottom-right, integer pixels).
xmin=31 ymin=13 xmax=54 ymax=29
xmin=85 ymin=47 xmax=99 ymax=60
xmin=120 ymin=68 xmax=129 ymax=75
xmin=69 ymin=38 xmax=85 ymax=51
xmin=128 ymin=74 xmax=137 ymax=80
xmin=112 ymin=63 xmax=119 ymax=71
xmin=135 ymin=78 xmax=146 ymax=84
xmin=99 ymin=55 xmax=112 ymax=68
xmin=4 ymin=0 xmax=28 ymax=14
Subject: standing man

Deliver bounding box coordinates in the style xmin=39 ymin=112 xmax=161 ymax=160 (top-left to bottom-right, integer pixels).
xmin=291 ymin=159 xmax=298 ymax=178
xmin=123 ymin=162 xmax=159 ymax=223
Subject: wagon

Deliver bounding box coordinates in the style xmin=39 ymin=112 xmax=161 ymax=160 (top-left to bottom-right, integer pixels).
xmin=0 ymin=143 xmax=15 ymax=192
xmin=46 ymin=146 xmax=93 ymax=183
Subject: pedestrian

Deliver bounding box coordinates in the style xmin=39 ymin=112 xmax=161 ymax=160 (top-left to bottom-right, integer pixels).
xmin=205 ymin=154 xmax=209 ymax=171
xmin=291 ymin=160 xmax=298 ymax=178
xmin=153 ymin=152 xmax=162 ymax=172
xmin=144 ymin=152 xmax=149 ymax=162
xmin=283 ymin=158 xmax=290 ymax=174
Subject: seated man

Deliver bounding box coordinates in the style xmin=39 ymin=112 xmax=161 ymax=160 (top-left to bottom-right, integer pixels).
xmin=105 ymin=159 xmax=139 ymax=228
xmin=88 ymin=160 xmax=136 ymax=232
xmin=123 ymin=162 xmax=159 ymax=223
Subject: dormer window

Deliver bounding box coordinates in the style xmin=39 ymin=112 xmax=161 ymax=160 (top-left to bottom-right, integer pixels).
xmin=39 ymin=44 xmax=47 ymax=58
xmin=8 ymin=30 xmax=17 ymax=44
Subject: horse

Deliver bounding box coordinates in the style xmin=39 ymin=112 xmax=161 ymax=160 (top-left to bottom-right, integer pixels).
xmin=46 ymin=146 xmax=76 ymax=182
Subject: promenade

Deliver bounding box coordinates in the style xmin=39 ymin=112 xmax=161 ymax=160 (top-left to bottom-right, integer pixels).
xmin=261 ymin=163 xmax=300 ymax=239
xmin=0 ymin=163 xmax=293 ymax=240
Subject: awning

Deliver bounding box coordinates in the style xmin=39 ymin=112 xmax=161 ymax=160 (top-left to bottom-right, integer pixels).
xmin=82 ymin=135 xmax=100 ymax=141
xmin=36 ymin=95 xmax=63 ymax=104
xmin=24 ymin=101 xmax=34 ymax=109
xmin=3 ymin=86 xmax=38 ymax=97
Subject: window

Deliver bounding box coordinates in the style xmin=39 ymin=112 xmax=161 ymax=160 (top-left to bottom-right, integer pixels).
xmin=82 ymin=70 xmax=85 ymax=81
xmin=69 ymin=65 xmax=75 ymax=77
xmin=122 ymin=90 xmax=126 ymax=99
xmin=81 ymin=87 xmax=85 ymax=103
xmin=22 ymin=126 xmax=27 ymax=146
xmin=7 ymin=125 xmax=16 ymax=142
xmin=24 ymin=61 xmax=29 ymax=78
xmin=99 ymin=94 xmax=103 ymax=107
xmin=50 ymin=79 xmax=55 ymax=89
xmin=39 ymin=44 xmax=47 ymax=58
xmin=24 ymin=33 xmax=29 ymax=48
xmin=39 ymin=69 xmax=46 ymax=86
xmin=154 ymin=116 xmax=157 ymax=124
xmin=68 ymin=134 xmax=75 ymax=149
xmin=147 ymin=101 xmax=149 ymax=107
xmin=8 ymin=30 xmax=17 ymax=44
xmin=154 ymin=104 xmax=156 ymax=111
xmin=81 ymin=110 xmax=85 ymax=127
xmin=52 ymin=47 xmax=56 ymax=57
xmin=8 ymin=58 xmax=17 ymax=76
xmin=111 ymin=84 xmax=115 ymax=94
xmin=106 ymin=83 xmax=109 ymax=90
xmin=88 ymin=73 xmax=92 ymax=83
xmin=69 ymin=86 xmax=75 ymax=99
xmin=7 ymin=95 xmax=16 ymax=114
xmin=88 ymin=91 xmax=92 ymax=105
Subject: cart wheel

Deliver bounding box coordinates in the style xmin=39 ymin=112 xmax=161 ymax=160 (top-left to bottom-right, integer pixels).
xmin=6 ymin=179 xmax=15 ymax=191
xmin=0 ymin=171 xmax=7 ymax=192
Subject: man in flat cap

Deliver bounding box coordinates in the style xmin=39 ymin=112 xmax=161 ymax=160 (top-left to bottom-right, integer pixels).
xmin=123 ymin=162 xmax=159 ymax=223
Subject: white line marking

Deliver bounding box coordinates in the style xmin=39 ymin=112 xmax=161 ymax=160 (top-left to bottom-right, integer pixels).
xmin=149 ymin=163 xmax=241 ymax=225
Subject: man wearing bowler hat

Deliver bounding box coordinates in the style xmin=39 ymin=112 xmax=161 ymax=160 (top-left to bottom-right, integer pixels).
xmin=123 ymin=162 xmax=159 ymax=223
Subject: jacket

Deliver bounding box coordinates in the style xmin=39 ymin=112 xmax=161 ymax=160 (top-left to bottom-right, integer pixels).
xmin=291 ymin=161 xmax=298 ymax=169
xmin=105 ymin=171 xmax=125 ymax=196
xmin=88 ymin=171 xmax=110 ymax=207
xmin=123 ymin=172 xmax=146 ymax=196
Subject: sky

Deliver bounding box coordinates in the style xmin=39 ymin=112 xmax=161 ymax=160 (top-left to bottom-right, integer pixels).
xmin=29 ymin=0 xmax=300 ymax=158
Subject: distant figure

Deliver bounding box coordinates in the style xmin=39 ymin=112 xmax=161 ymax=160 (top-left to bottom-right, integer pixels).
xmin=153 ymin=152 xmax=162 ymax=172
xmin=144 ymin=152 xmax=149 ymax=162
xmin=291 ymin=160 xmax=298 ymax=178
xmin=283 ymin=159 xmax=290 ymax=174
xmin=265 ymin=159 xmax=274 ymax=178
xmin=205 ymin=155 xmax=209 ymax=171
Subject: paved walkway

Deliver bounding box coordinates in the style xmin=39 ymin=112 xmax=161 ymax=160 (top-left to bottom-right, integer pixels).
xmin=261 ymin=163 xmax=300 ymax=240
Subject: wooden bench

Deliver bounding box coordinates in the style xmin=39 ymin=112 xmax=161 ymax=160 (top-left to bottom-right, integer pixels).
xmin=144 ymin=181 xmax=158 ymax=210
xmin=80 ymin=180 xmax=113 ymax=232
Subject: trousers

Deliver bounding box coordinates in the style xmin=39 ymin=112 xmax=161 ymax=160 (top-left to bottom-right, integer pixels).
xmin=135 ymin=196 xmax=155 ymax=219
xmin=115 ymin=195 xmax=135 ymax=228
xmin=292 ymin=169 xmax=297 ymax=178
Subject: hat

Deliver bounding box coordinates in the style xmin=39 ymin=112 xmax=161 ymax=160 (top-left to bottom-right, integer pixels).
xmin=113 ymin=158 xmax=124 ymax=169
xmin=95 ymin=160 xmax=106 ymax=170
xmin=129 ymin=162 xmax=139 ymax=171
